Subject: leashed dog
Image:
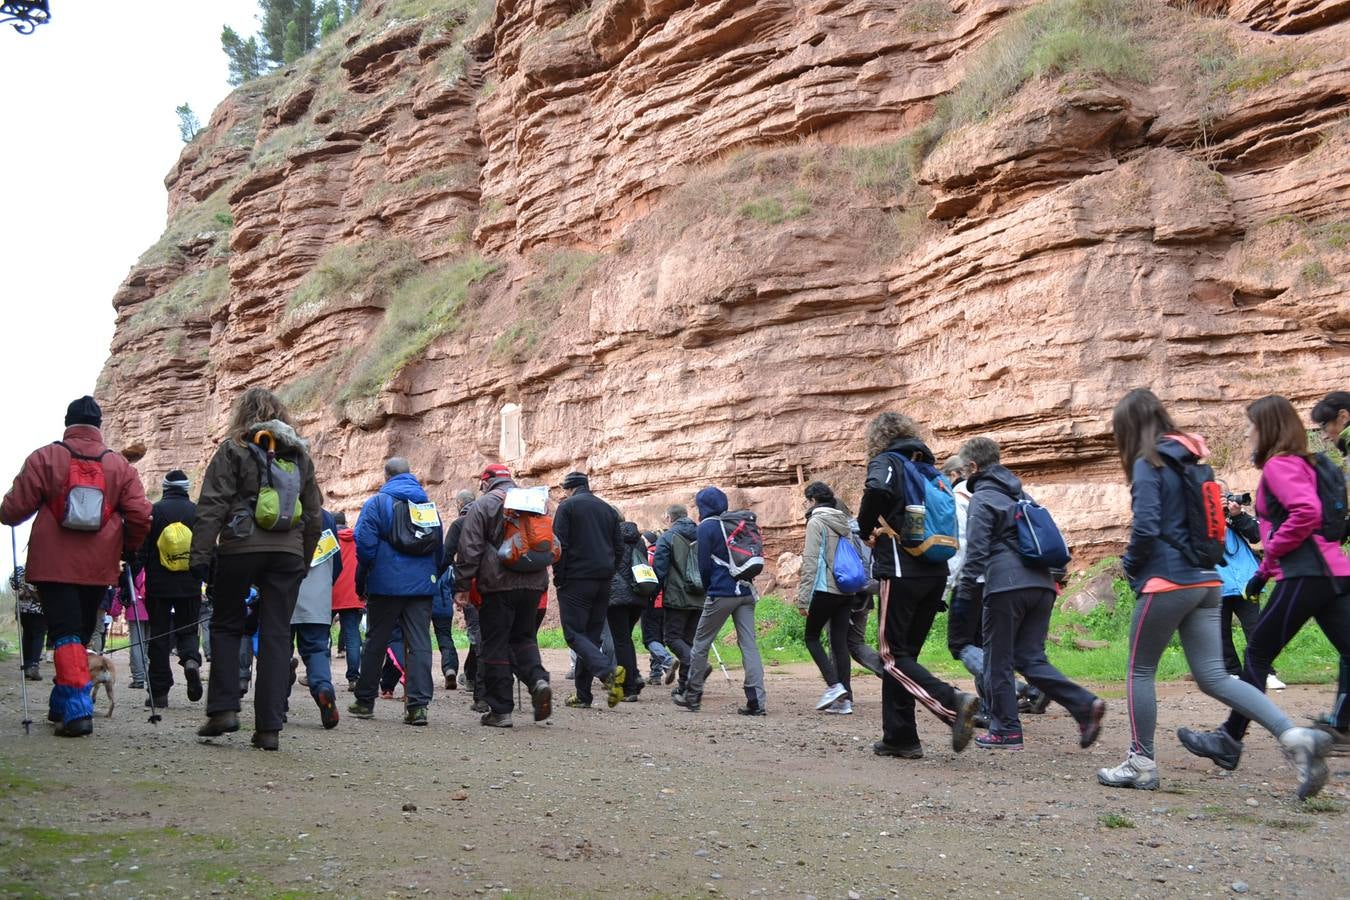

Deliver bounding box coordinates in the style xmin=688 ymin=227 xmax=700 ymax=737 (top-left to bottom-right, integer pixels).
xmin=86 ymin=650 xmax=116 ymax=718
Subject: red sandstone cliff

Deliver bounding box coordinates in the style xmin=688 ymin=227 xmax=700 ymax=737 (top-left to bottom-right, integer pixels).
xmin=97 ymin=0 xmax=1350 ymax=570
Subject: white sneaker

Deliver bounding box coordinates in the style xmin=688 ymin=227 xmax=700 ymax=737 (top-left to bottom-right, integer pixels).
xmin=1267 ymin=673 xmax=1287 ymax=691
xmin=1097 ymin=751 xmax=1160 ymax=791
xmin=825 ymin=699 xmax=853 ymax=715
xmin=816 ymin=684 xmax=849 ymax=710
xmin=1278 ymin=726 xmax=1331 ymax=800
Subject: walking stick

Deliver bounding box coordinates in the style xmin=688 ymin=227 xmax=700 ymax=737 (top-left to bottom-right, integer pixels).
xmin=709 ymin=642 xmax=732 ymax=684
xmin=125 ymin=566 xmax=160 ymax=724
xmin=11 ymin=528 xmax=32 ymax=734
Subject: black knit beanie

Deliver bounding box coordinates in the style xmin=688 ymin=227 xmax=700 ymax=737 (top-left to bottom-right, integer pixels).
xmin=65 ymin=396 xmax=102 ymax=428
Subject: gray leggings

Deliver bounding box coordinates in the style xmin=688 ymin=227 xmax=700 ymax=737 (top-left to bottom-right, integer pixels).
xmin=1127 ymin=585 xmax=1292 ymax=758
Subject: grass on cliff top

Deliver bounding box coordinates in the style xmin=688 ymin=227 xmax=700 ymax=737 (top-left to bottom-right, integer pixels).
xmin=284 ymin=238 xmax=424 ymax=318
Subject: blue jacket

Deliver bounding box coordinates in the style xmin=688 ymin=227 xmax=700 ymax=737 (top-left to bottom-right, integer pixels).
xmin=1215 ymin=514 xmax=1260 ymax=598
xmin=1120 ymin=437 xmax=1220 ymax=591
xmin=695 ymin=486 xmax=750 ymax=598
xmin=355 ymin=473 xmax=443 ymax=598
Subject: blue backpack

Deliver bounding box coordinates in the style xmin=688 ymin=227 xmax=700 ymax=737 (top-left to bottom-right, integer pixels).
xmin=1012 ymin=497 xmax=1071 ymax=569
xmin=830 ymin=537 xmax=868 ymax=593
xmin=887 ymin=454 xmax=959 ymax=564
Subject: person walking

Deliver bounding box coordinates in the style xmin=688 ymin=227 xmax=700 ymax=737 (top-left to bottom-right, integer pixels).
xmin=553 ymin=471 xmax=626 ymax=709
xmin=139 ymin=469 xmax=203 ymax=709
xmin=639 ymin=529 xmax=677 ymax=683
xmin=856 ymin=412 xmax=978 ymax=759
xmin=1215 ymin=494 xmax=1263 ymax=678
xmin=331 ymin=511 xmax=363 ymax=692
xmin=444 ymin=488 xmax=486 ymax=710
xmin=608 ymin=521 xmax=648 ymax=701
xmin=292 ymin=507 xmax=342 ymax=729
xmin=348 ymin=458 xmax=442 ymax=727
xmin=109 ymin=567 xmax=149 ymax=690
xmin=951 ymin=437 xmax=1105 ymax=751
xmin=192 ymin=387 xmax=322 ymax=751
xmin=1309 ymin=390 xmax=1350 ymax=749
xmin=0 ymin=396 xmax=152 ymax=738
xmin=1099 ymin=389 xmax=1331 ymax=798
xmin=1173 ymin=395 xmax=1347 ymax=795
xmin=653 ymin=504 xmax=703 ymax=699
xmin=675 ymin=487 xmax=767 ymax=715
xmin=13 ymin=571 xmax=46 ymax=683
xmin=795 ymin=482 xmax=857 ymax=715
xmin=431 ymin=559 xmax=460 ymax=691
xmin=453 ymin=464 xmax=552 ymax=727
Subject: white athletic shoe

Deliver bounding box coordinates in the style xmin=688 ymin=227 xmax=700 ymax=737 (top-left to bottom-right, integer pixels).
xmin=1267 ymin=673 xmax=1287 ymax=691
xmin=1097 ymin=752 xmax=1160 ymax=791
xmin=825 ymin=699 xmax=853 ymax=715
xmin=816 ymin=684 xmax=849 ymax=710
xmin=1278 ymin=726 xmax=1332 ymax=800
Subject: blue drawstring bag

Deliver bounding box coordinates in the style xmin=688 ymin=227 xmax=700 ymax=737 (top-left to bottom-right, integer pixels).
xmin=831 ymin=537 xmax=868 ymax=593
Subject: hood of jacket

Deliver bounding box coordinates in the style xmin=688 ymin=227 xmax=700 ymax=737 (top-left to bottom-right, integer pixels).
xmin=246 ymin=419 xmax=308 ymax=454
xmin=338 ymin=527 xmax=355 ymax=545
xmin=695 ymin=486 xmax=728 ymax=520
xmin=668 ymin=516 xmax=698 ymax=541
xmin=885 ymin=437 xmax=935 ymax=466
xmin=484 ymin=475 xmax=514 ymax=494
xmin=1159 ymin=432 xmax=1211 ymax=464
xmin=380 ymin=472 xmax=429 ymax=503
xmin=808 ymin=504 xmax=852 ymax=536
xmin=969 ymin=463 xmax=1023 ymax=499
xmin=621 ymin=521 xmax=641 ymax=544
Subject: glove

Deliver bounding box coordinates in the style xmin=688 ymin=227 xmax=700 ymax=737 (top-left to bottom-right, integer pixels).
xmin=190 ymin=563 xmax=212 ymax=586
xmin=1243 ymin=575 xmax=1268 ymax=602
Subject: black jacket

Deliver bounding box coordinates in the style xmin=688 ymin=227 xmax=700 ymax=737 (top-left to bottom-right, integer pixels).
xmin=857 ymin=437 xmax=950 ymax=580
xmin=609 ymin=522 xmax=646 ymax=607
xmin=442 ymin=503 xmax=471 ymax=577
xmin=553 ymin=486 xmax=624 ymax=586
xmin=952 ymin=463 xmax=1055 ymax=609
xmin=140 ymin=486 xmax=200 ymax=597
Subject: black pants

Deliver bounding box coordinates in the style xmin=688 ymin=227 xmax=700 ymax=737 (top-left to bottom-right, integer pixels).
xmin=558 ymin=578 xmax=614 ymax=701
xmin=662 ymin=607 xmax=701 ymax=690
xmin=1333 ymin=655 xmax=1349 ymax=730
xmin=848 ymin=597 xmax=884 ymax=677
xmin=946 ymin=583 xmax=981 ymax=659
xmin=479 ymin=589 xmax=549 ymax=715
xmin=31 ymin=582 xmax=102 ymax=647
xmin=607 ymin=604 xmax=643 ymax=696
xmin=20 ymin=612 xmax=46 ymax=668
xmin=1223 ymin=576 xmax=1350 ymax=741
xmin=1220 ymin=594 xmax=1261 ymax=677
xmin=207 ymin=552 xmax=306 ymax=732
xmin=146 ymin=592 xmax=202 ymax=698
xmin=878 ymin=576 xmax=959 ymax=747
xmin=357 ymin=597 xmax=433 ymax=709
xmin=983 ymin=587 xmax=1096 ymax=736
xmin=640 ymin=604 xmax=664 ymax=650
xmin=805 ymin=591 xmax=852 ymax=693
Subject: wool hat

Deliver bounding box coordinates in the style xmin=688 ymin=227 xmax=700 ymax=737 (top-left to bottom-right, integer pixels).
xmin=64 ymin=395 xmax=102 ymax=428
xmin=163 ymin=469 xmax=191 ymax=492
xmin=479 ymin=463 xmax=511 ymax=481
xmin=561 ymin=471 xmax=589 ymax=489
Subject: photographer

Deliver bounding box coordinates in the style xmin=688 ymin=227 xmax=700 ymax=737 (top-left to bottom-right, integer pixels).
xmin=1215 ymin=490 xmax=1273 ymax=681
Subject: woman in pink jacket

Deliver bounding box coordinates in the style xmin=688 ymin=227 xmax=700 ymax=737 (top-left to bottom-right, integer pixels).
xmin=1178 ymin=395 xmax=1349 ymax=791
xmin=110 ymin=567 xmax=149 ymax=689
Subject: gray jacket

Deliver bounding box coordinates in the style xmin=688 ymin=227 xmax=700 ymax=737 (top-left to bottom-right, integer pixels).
xmin=953 ymin=463 xmax=1054 ymax=607
xmin=796 ymin=505 xmax=852 ymax=611
xmin=292 ymin=553 xmax=336 ymax=625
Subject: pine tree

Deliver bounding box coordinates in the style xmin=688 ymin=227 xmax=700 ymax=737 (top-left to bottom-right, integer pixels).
xmin=175 ymin=103 xmax=202 ymax=143
xmin=221 ymin=25 xmax=264 ymax=86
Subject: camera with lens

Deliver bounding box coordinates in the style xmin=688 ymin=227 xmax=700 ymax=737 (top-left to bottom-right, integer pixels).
xmin=1223 ymin=491 xmax=1252 ymax=508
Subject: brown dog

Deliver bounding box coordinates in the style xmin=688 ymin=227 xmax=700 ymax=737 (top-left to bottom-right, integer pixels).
xmin=86 ymin=651 xmax=116 ymax=718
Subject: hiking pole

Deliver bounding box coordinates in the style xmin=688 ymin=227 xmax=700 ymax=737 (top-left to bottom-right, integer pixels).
xmin=709 ymin=643 xmax=732 ymax=684
xmin=11 ymin=528 xmax=32 ymax=735
xmin=125 ymin=567 xmax=160 ymax=724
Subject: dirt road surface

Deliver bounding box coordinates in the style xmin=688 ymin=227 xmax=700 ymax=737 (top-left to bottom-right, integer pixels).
xmin=1 ymin=650 xmax=1346 ymax=898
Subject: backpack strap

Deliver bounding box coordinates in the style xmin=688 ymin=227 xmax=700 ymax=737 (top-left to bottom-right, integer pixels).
xmin=53 ymin=441 xmax=111 ymax=463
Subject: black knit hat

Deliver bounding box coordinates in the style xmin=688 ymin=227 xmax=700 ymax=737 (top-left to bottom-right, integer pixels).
xmin=64 ymin=395 xmax=102 ymax=428
xmin=561 ymin=471 xmax=589 ymax=489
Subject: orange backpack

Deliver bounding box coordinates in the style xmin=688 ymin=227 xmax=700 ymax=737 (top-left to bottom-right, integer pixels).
xmin=493 ymin=488 xmax=561 ymax=573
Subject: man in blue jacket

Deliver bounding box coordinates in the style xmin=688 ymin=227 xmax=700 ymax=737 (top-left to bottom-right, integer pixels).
xmin=348 ymin=458 xmax=443 ymax=726
xmin=674 ymin=486 xmax=766 ymax=715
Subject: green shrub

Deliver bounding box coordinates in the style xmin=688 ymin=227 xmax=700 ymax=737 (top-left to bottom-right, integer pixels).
xmin=126 ymin=265 xmax=229 ymax=336
xmin=139 ymin=188 xmax=234 ymax=266
xmin=285 ymin=239 xmax=423 ymax=317
xmin=738 ymin=189 xmax=811 ymax=224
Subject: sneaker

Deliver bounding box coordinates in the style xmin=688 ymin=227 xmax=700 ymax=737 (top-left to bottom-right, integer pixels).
xmin=815 ymin=684 xmax=849 ymax=711
xmin=316 ymin=688 xmax=340 ymax=730
xmin=825 ymin=699 xmax=853 ymax=715
xmin=951 ymin=691 xmax=978 ymax=753
xmin=480 ymin=711 xmax=513 ymax=728
xmin=444 ymin=672 xmax=457 ymax=691
xmin=1312 ymin=722 xmax=1350 ymax=755
xmin=197 ymin=712 xmax=240 ymax=737
xmin=251 ymin=730 xmax=280 ymax=751
xmin=531 ymin=679 xmax=553 ymax=722
xmin=873 ymin=740 xmax=923 ymax=759
xmin=404 ymin=707 xmax=428 ymax=727
xmin=347 ymin=701 xmax=374 ymax=719
xmin=621 ymin=694 xmax=640 ymax=703
xmin=604 ymin=665 xmax=626 ymax=709
xmin=184 ymin=659 xmax=203 ymax=702
xmin=1177 ymin=727 xmax=1243 ymax=771
xmin=564 ymin=694 xmax=592 ymax=709
xmin=1098 ymin=752 xmax=1160 ymax=791
xmin=54 ymin=716 xmax=93 ymax=738
xmin=1278 ymin=726 xmax=1332 ymax=800
xmin=128 ymin=680 xmax=145 ymax=690
xmin=1079 ymin=698 xmax=1107 ymax=749
xmin=458 ymin=670 xmax=470 ymax=690
xmin=975 ymin=731 xmax=1024 ymax=750
xmin=23 ymin=665 xmax=42 ymax=681
xmin=737 ymin=705 xmax=767 ymax=716
xmin=1266 ymin=673 xmax=1287 ymax=691
xmin=664 ymin=660 xmax=680 ymax=686
xmin=471 ymin=699 xmax=490 ymax=714
xmin=672 ymin=692 xmax=700 ymax=712
xmin=144 ymin=695 xmax=169 ymax=709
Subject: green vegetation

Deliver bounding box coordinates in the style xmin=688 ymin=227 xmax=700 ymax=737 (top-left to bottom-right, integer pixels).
xmin=1217 ymin=50 xmax=1310 ymax=94
xmin=493 ymin=250 xmax=600 ymax=360
xmin=175 ymin=102 xmax=201 ymax=143
xmin=222 ymin=1 xmax=362 ymax=85
xmin=1299 ymin=260 xmax=1332 ymax=286
xmin=341 ymin=255 xmax=500 ymax=400
xmin=1099 ymin=813 xmax=1135 ymax=829
xmin=139 ymin=187 xmax=234 ymax=267
xmin=285 ymin=238 xmax=423 ymax=317
xmin=738 ymin=189 xmax=812 ymax=225
xmin=125 ymin=265 xmax=230 ymax=337
xmin=901 ymin=0 xmax=955 ymax=33
xmin=278 ymin=349 xmax=354 ymax=411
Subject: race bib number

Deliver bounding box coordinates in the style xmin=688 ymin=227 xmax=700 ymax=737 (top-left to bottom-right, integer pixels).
xmin=311 ymin=529 xmax=339 ymax=567
xmin=632 ymin=563 xmax=657 ymax=584
xmin=408 ymin=501 xmax=441 ymax=529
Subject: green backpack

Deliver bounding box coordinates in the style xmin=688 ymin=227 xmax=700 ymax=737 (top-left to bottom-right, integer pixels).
xmin=248 ymin=430 xmax=303 ymax=531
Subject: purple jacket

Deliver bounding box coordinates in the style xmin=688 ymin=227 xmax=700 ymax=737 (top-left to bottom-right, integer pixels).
xmin=1255 ymin=454 xmax=1350 ymax=581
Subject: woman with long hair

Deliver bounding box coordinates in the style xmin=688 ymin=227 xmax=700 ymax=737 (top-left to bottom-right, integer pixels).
xmin=191 ymin=387 xmax=323 ymax=751
xmin=1099 ymin=389 xmax=1330 ymax=798
xmin=796 ymin=481 xmax=857 ymax=715
xmin=1176 ymin=395 xmax=1347 ymax=787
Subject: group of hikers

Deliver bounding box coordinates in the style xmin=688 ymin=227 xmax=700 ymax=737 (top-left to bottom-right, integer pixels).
xmin=5 ymin=386 xmax=1349 ymax=799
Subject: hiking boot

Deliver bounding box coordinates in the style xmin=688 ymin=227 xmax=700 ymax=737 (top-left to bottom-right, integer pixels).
xmin=1312 ymin=722 xmax=1350 ymax=754
xmin=1177 ymin=727 xmax=1243 ymax=771
xmin=404 ymin=707 xmax=428 ymax=727
xmin=197 ymin=712 xmax=240 ymax=737
xmin=144 ymin=695 xmax=169 ymax=709
xmin=47 ymin=709 xmax=62 ymax=724
xmin=289 ymin=657 xmax=299 ymax=686
xmin=825 ymin=699 xmax=853 ymax=715
xmin=951 ymin=691 xmax=978 ymax=753
xmin=873 ymin=740 xmax=923 ymax=759
xmin=530 ymin=679 xmax=552 ymax=722
xmin=480 ymin=711 xmax=513 ymax=728
xmin=1097 ymin=752 xmax=1160 ymax=791
xmin=565 ymin=667 xmax=575 ymax=680
xmin=564 ymin=694 xmax=591 ymax=709
xmin=1278 ymin=726 xmax=1332 ymax=800
xmin=183 ymin=658 xmax=203 ymax=702
xmin=737 ymin=705 xmax=766 ymax=717
xmin=444 ymin=672 xmax=457 ymax=691
xmin=471 ymin=699 xmax=490 ymax=714
xmin=973 ymin=712 xmax=991 ymax=729
xmin=816 ymin=684 xmax=849 ymax=711
xmin=1079 ymin=698 xmax=1107 ymax=749
xmin=240 ymin=678 xmax=250 ymax=697
xmin=55 ymin=716 xmax=93 ymax=738
xmin=1022 ymin=686 xmax=1051 ymax=714
xmin=251 ymin=730 xmax=280 ymax=751
xmin=672 ymin=691 xmax=700 ymax=712
xmin=348 ymin=701 xmax=374 ymax=719
xmin=23 ymin=665 xmax=41 ymax=681
xmin=630 ymin=673 xmax=646 ymax=695
xmin=975 ymin=731 xmax=1024 ymax=750
xmin=128 ymin=680 xmax=145 ymax=690
xmin=346 ymin=681 xmax=358 ymax=693
xmin=316 ymin=688 xmax=340 ymax=730
xmin=604 ymin=665 xmax=627 ymax=709
xmin=664 ymin=660 xmax=680 ymax=686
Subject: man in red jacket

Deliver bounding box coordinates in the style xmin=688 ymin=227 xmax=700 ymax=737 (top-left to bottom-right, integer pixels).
xmin=330 ymin=512 xmax=363 ymax=690
xmin=1 ymin=396 xmax=152 ymax=736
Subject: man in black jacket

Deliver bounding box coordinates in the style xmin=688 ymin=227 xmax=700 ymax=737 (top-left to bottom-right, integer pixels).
xmin=553 ymin=471 xmax=626 ymax=709
xmin=138 ymin=469 xmax=203 ymax=708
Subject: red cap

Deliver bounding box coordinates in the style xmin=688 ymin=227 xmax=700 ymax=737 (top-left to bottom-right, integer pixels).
xmin=479 ymin=463 xmax=511 ymax=480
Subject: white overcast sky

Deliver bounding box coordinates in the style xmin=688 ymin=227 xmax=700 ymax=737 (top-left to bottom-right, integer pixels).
xmin=0 ymin=1 xmax=259 ymax=561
